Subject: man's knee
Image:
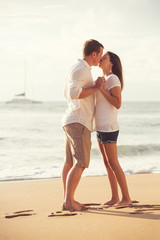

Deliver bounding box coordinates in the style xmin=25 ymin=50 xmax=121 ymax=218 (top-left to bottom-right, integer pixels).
xmin=75 ymin=163 xmax=85 ymax=171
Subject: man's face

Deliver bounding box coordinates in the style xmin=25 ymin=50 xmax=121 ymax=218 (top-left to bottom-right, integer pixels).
xmin=93 ymin=47 xmax=103 ymax=66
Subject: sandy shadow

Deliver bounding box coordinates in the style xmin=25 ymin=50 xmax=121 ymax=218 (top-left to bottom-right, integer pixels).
xmin=83 ymin=202 xmax=160 ymax=220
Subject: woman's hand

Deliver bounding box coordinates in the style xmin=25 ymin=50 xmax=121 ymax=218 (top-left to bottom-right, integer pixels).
xmin=94 ymin=77 xmax=105 ymax=90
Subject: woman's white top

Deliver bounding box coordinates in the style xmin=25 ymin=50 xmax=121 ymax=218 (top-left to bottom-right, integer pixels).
xmin=94 ymin=74 xmax=121 ymax=132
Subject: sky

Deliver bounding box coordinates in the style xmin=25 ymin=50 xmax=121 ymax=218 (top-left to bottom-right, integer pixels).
xmin=0 ymin=0 xmax=160 ymax=102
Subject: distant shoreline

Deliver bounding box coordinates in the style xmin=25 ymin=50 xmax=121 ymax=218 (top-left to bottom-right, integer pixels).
xmin=1 ymin=100 xmax=160 ymax=103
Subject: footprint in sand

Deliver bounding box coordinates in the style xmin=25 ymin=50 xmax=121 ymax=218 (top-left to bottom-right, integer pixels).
xmin=48 ymin=211 xmax=77 ymax=217
xmin=5 ymin=210 xmax=36 ymax=219
xmin=83 ymin=203 xmax=104 ymax=210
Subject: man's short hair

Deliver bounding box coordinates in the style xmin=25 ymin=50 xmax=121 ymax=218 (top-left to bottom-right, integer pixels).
xmin=83 ymin=39 xmax=104 ymax=57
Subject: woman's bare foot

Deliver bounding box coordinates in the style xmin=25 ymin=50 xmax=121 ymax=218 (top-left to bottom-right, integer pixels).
xmin=104 ymin=197 xmax=120 ymax=206
xmin=104 ymin=199 xmax=119 ymax=206
xmin=114 ymin=199 xmax=132 ymax=207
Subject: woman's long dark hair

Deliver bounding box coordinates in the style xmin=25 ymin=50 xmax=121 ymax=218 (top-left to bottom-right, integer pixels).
xmin=107 ymin=51 xmax=124 ymax=90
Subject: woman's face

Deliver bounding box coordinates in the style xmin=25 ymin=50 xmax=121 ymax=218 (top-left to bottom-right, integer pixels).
xmin=99 ymin=53 xmax=112 ymax=71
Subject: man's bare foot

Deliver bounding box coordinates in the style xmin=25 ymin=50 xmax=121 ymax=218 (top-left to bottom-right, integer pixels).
xmin=74 ymin=200 xmax=84 ymax=207
xmin=62 ymin=201 xmax=84 ymax=212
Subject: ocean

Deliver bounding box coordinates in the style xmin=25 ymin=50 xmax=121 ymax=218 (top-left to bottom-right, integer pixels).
xmin=0 ymin=101 xmax=160 ymax=182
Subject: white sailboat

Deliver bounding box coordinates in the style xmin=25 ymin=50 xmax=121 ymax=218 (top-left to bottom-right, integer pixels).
xmin=6 ymin=59 xmax=42 ymax=104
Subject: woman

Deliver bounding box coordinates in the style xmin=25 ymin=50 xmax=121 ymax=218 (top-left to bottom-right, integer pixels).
xmin=95 ymin=51 xmax=132 ymax=206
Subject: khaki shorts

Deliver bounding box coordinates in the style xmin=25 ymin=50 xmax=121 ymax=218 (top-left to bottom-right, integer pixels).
xmin=63 ymin=123 xmax=91 ymax=168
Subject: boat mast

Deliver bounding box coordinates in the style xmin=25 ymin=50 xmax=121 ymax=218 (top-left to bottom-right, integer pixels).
xmin=24 ymin=58 xmax=27 ymax=97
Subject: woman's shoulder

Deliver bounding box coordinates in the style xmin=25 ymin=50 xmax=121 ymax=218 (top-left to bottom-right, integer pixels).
xmin=106 ymin=74 xmax=121 ymax=89
xmin=107 ymin=74 xmax=119 ymax=82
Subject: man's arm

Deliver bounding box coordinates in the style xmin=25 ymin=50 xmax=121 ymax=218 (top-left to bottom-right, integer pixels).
xmin=78 ymin=77 xmax=104 ymax=99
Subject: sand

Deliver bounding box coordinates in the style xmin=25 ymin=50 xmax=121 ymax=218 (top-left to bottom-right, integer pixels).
xmin=0 ymin=173 xmax=160 ymax=240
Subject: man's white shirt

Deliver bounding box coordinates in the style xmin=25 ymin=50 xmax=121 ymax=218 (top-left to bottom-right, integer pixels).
xmin=62 ymin=59 xmax=95 ymax=131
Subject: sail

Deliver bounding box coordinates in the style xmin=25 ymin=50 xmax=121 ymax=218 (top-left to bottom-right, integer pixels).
xmin=6 ymin=58 xmax=41 ymax=104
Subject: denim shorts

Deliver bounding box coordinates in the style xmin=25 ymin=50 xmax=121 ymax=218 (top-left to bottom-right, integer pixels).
xmin=96 ymin=130 xmax=119 ymax=144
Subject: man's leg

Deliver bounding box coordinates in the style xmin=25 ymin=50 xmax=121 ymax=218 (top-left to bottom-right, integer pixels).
xmin=62 ymin=137 xmax=73 ymax=198
xmin=63 ymin=165 xmax=85 ymax=211
xmin=62 ymin=123 xmax=91 ymax=211
xmin=62 ymin=162 xmax=73 ymax=198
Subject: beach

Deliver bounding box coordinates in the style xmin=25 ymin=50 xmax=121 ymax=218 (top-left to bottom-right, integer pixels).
xmin=0 ymin=173 xmax=160 ymax=240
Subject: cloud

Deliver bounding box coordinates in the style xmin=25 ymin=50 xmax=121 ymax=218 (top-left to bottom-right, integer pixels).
xmin=43 ymin=3 xmax=65 ymax=9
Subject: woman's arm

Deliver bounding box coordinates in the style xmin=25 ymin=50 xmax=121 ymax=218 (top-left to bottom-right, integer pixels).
xmin=100 ymin=86 xmax=121 ymax=109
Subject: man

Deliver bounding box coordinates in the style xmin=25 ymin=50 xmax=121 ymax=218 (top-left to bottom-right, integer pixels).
xmin=62 ymin=39 xmax=104 ymax=211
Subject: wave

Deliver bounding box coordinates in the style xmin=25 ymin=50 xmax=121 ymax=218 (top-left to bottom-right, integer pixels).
xmin=91 ymin=144 xmax=160 ymax=157
xmin=118 ymin=144 xmax=160 ymax=156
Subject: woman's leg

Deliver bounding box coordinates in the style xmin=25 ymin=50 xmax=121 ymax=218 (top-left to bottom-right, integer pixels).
xmin=103 ymin=143 xmax=132 ymax=206
xmin=98 ymin=141 xmax=119 ymax=205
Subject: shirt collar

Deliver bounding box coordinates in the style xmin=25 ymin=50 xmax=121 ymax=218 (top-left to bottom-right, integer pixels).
xmin=78 ymin=59 xmax=91 ymax=70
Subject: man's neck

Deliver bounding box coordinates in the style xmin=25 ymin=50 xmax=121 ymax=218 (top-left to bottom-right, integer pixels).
xmin=83 ymin=56 xmax=93 ymax=67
